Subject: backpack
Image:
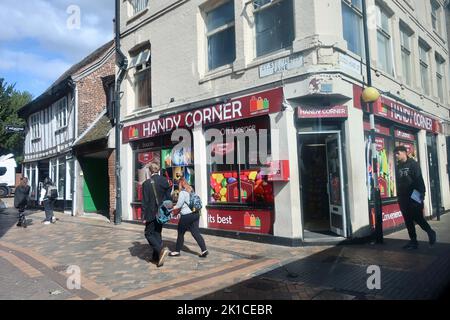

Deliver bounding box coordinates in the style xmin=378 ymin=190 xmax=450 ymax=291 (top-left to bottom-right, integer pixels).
xmin=187 ymin=191 xmax=203 ymax=212
xmin=157 ymin=200 xmax=173 ymax=224
xmin=48 ymin=186 xmax=58 ymax=200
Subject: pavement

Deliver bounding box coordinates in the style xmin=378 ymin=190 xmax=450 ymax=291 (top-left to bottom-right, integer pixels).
xmin=0 ymin=196 xmax=449 ymax=300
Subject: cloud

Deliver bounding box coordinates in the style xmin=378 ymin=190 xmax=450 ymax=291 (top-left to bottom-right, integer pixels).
xmin=0 ymin=50 xmax=71 ymax=81
xmin=0 ymin=0 xmax=114 ymax=61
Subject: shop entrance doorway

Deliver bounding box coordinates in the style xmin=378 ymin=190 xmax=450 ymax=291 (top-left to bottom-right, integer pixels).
xmin=299 ymin=132 xmax=347 ymax=238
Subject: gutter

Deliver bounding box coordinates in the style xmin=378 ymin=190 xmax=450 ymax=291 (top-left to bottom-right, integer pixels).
xmin=114 ymin=0 xmax=129 ymax=225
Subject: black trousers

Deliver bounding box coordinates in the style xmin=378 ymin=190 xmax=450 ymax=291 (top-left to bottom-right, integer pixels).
xmin=398 ymin=198 xmax=433 ymax=242
xmin=175 ymin=212 xmax=207 ymax=253
xmin=145 ymin=219 xmax=163 ymax=260
xmin=17 ymin=205 xmax=26 ymax=224
xmin=43 ymin=199 xmax=55 ymax=221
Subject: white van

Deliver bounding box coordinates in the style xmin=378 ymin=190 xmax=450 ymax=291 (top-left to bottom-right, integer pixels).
xmin=0 ymin=154 xmax=17 ymax=197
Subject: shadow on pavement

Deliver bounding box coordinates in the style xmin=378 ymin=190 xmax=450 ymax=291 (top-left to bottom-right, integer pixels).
xmin=129 ymin=240 xmax=201 ymax=264
xmin=197 ymin=237 xmax=450 ymax=300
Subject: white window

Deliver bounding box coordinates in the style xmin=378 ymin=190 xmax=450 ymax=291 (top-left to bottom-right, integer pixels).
xmin=130 ymin=0 xmax=148 ymax=15
xmin=55 ymin=97 xmax=68 ymax=128
xmin=376 ymin=5 xmax=394 ymax=75
xmin=58 ymin=157 xmax=65 ymax=199
xmin=436 ymin=54 xmax=445 ymax=102
xmin=206 ymin=1 xmax=236 ymax=70
xmin=130 ymin=49 xmax=151 ymax=109
xmin=431 ymin=0 xmax=441 ymax=34
xmin=419 ymin=42 xmax=431 ymax=96
xmin=30 ymin=113 xmax=41 ymax=139
xmin=254 ymin=0 xmax=295 ymax=57
xmin=400 ymin=26 xmax=412 ymax=86
xmin=342 ymin=0 xmax=364 ymax=57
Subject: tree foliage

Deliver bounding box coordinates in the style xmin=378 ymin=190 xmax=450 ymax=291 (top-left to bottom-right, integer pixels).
xmin=0 ymin=78 xmax=33 ymax=165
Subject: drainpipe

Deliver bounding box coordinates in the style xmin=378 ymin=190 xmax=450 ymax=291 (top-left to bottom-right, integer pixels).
xmin=115 ymin=0 xmax=128 ymax=225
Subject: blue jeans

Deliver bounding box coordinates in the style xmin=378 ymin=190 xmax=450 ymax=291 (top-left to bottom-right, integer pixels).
xmin=43 ymin=199 xmax=55 ymax=221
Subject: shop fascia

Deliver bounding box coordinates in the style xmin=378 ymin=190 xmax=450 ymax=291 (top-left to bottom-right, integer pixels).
xmin=122 ymin=87 xmax=284 ymax=144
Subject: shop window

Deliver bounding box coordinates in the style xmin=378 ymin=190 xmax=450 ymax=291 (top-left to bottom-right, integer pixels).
xmin=58 ymin=158 xmax=66 ymax=199
xmin=394 ymin=128 xmax=418 ymax=161
xmin=254 ymin=0 xmax=295 ymax=57
xmin=206 ymin=118 xmax=274 ymax=206
xmin=205 ymin=1 xmax=236 ymax=70
xmin=133 ymin=135 xmax=194 ymax=204
xmin=342 ymin=0 xmax=364 ymax=57
xmin=364 ymin=124 xmax=397 ymax=200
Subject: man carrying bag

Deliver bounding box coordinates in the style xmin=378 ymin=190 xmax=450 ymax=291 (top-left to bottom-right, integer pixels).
xmin=142 ymin=162 xmax=171 ymax=267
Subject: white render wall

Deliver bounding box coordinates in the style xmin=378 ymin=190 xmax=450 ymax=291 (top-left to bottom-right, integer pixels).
xmin=119 ymin=0 xmax=450 ymax=229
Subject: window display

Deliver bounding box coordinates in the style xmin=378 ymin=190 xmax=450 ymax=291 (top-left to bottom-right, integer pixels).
xmin=207 ymin=117 xmax=274 ymax=206
xmin=394 ymin=128 xmax=418 ymax=161
xmin=364 ymin=123 xmax=396 ymax=200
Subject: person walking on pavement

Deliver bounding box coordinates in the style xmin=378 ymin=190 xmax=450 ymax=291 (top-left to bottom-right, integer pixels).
xmin=142 ymin=162 xmax=171 ymax=267
xmin=14 ymin=177 xmax=30 ymax=228
xmin=169 ymin=178 xmax=208 ymax=258
xmin=39 ymin=178 xmax=57 ymax=225
xmin=394 ymin=145 xmax=436 ymax=249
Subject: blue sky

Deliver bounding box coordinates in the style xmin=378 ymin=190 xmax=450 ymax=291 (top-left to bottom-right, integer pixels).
xmin=0 ymin=0 xmax=114 ymax=98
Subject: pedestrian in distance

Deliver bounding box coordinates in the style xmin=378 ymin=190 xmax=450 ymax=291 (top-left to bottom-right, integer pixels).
xmin=14 ymin=177 xmax=30 ymax=228
xmin=142 ymin=162 xmax=171 ymax=267
xmin=169 ymin=178 xmax=208 ymax=258
xmin=39 ymin=177 xmax=57 ymax=225
xmin=394 ymin=145 xmax=436 ymax=249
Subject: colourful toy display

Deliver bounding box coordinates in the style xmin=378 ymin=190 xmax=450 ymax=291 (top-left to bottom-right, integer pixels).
xmin=209 ymin=169 xmax=274 ymax=204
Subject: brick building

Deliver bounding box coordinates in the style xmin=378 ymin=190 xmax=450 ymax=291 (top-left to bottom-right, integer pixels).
xmin=18 ymin=40 xmax=117 ymax=221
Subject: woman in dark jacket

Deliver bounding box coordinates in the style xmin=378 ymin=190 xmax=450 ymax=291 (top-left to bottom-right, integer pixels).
xmin=14 ymin=177 xmax=30 ymax=228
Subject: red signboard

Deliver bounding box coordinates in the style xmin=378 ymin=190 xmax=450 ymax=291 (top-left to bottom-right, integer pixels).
xmin=207 ymin=208 xmax=273 ymax=234
xmin=394 ymin=129 xmax=415 ymax=141
xmin=354 ymin=85 xmax=441 ymax=133
xmin=370 ymin=203 xmax=405 ymax=230
xmin=297 ymin=105 xmax=348 ymax=118
xmin=122 ymin=88 xmax=284 ymax=143
xmin=363 ymin=121 xmax=391 ymax=136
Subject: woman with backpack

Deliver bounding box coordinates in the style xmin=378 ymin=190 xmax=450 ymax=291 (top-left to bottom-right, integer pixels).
xmin=14 ymin=177 xmax=30 ymax=228
xmin=39 ymin=177 xmax=57 ymax=225
xmin=169 ymin=178 xmax=208 ymax=258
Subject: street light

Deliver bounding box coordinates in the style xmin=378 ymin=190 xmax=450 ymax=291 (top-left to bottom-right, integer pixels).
xmin=361 ymin=0 xmax=383 ymax=244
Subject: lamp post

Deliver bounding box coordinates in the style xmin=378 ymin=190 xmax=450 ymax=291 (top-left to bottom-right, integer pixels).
xmin=361 ymin=0 xmax=383 ymax=244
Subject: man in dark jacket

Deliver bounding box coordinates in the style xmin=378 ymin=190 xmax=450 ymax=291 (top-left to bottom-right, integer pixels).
xmin=394 ymin=145 xmax=436 ymax=249
xmin=14 ymin=177 xmax=30 ymax=228
xmin=142 ymin=162 xmax=171 ymax=267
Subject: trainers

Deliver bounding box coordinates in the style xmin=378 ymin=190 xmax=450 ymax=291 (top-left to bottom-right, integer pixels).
xmin=402 ymin=241 xmax=418 ymax=250
xmin=199 ymin=250 xmax=209 ymax=258
xmin=169 ymin=251 xmax=180 ymax=257
xmin=157 ymin=248 xmax=169 ymax=267
xmin=428 ymin=230 xmax=437 ymax=246
xmin=51 ymin=216 xmax=56 ymax=223
xmin=43 ymin=221 xmax=51 ymax=225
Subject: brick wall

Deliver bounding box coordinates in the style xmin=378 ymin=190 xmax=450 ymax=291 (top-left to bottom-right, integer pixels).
xmin=77 ymin=53 xmax=115 ymax=137
xmin=108 ymin=150 xmax=116 ymax=221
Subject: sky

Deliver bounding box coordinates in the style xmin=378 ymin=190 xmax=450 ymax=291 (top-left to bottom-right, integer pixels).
xmin=0 ymin=0 xmax=114 ymax=98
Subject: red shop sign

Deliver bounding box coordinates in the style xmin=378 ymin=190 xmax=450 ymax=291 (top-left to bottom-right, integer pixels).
xmin=354 ymin=85 xmax=441 ymax=133
xmin=297 ymin=105 xmax=348 ymax=118
xmin=370 ymin=203 xmax=404 ymax=231
xmin=207 ymin=208 xmax=273 ymax=235
xmin=394 ymin=129 xmax=415 ymax=141
xmin=363 ymin=121 xmax=390 ymax=136
xmin=122 ymin=88 xmax=284 ymax=143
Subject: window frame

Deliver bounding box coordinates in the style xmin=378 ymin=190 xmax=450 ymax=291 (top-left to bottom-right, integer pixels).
xmin=341 ymin=0 xmax=365 ymax=57
xmin=131 ymin=49 xmax=152 ymax=110
xmin=431 ymin=0 xmax=441 ymax=34
xmin=30 ymin=112 xmax=41 ymax=140
xmin=205 ymin=0 xmax=236 ymax=71
xmin=435 ymin=54 xmax=445 ymax=102
xmin=419 ymin=41 xmax=431 ymax=96
xmin=130 ymin=0 xmax=149 ymax=16
xmin=253 ymin=0 xmax=295 ymax=58
xmin=55 ymin=97 xmax=68 ymax=129
xmin=376 ymin=5 xmax=394 ymax=75
xmin=400 ymin=25 xmax=412 ymax=86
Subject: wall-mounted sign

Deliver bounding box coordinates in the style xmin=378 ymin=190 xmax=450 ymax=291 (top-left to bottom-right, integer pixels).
xmin=354 ymin=85 xmax=441 ymax=133
xmin=4 ymin=125 xmax=25 ymax=133
xmin=207 ymin=208 xmax=273 ymax=235
xmin=339 ymin=53 xmax=362 ymax=76
xmin=298 ymin=105 xmax=348 ymax=118
xmin=123 ymin=88 xmax=283 ymax=143
xmin=259 ymin=53 xmax=304 ymax=78
xmin=394 ymin=129 xmax=416 ymax=141
xmin=370 ymin=203 xmax=404 ymax=231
